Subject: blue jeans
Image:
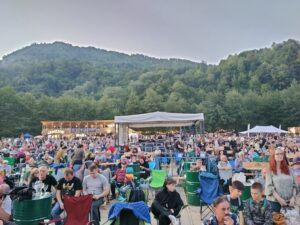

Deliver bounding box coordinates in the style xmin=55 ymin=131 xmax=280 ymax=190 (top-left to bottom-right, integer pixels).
xmin=51 ymin=202 xmax=64 ymax=225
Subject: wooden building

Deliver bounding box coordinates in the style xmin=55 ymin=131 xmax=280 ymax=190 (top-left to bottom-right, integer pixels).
xmin=41 ymin=120 xmax=115 ymax=137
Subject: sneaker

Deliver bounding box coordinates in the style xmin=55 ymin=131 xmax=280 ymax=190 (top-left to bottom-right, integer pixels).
xmin=168 ymin=215 xmax=179 ymax=225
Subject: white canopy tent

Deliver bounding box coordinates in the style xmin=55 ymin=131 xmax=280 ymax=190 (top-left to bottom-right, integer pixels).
xmin=240 ymin=125 xmax=288 ymax=134
xmin=115 ymin=111 xmax=204 ymax=145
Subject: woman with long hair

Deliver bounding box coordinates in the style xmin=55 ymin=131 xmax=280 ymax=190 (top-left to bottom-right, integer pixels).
xmin=265 ymin=148 xmax=297 ymax=212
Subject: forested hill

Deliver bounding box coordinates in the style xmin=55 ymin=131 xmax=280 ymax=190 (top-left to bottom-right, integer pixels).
xmin=0 ymin=42 xmax=198 ymax=96
xmin=0 ymin=39 xmax=299 ymax=136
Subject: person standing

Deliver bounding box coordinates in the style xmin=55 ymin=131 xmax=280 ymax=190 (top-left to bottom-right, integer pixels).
xmin=51 ymin=168 xmax=82 ymax=225
xmin=82 ymin=165 xmax=109 ymax=225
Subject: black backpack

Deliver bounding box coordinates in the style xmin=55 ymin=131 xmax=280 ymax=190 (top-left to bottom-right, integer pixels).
xmin=128 ymin=189 xmax=145 ymax=203
xmin=10 ymin=186 xmax=35 ymax=201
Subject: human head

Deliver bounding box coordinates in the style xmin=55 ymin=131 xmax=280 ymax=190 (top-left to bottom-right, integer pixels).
xmin=30 ymin=168 xmax=39 ymax=178
xmin=213 ymin=196 xmax=231 ymax=222
xmin=269 ymin=148 xmax=290 ymax=175
xmin=64 ymin=168 xmax=74 ymax=181
xmin=250 ymin=182 xmax=264 ymax=202
xmin=2 ymin=160 xmax=8 ymax=166
xmin=221 ymin=155 xmax=228 ymax=163
xmin=261 ymin=167 xmax=268 ymax=178
xmin=238 ymin=152 xmax=244 ymax=159
xmin=0 ymin=184 xmax=10 ymax=197
xmin=89 ymin=165 xmax=98 ymax=178
xmin=164 ymin=177 xmax=177 ymax=192
xmin=38 ymin=165 xmax=48 ymax=181
xmin=139 ymin=157 xmax=145 ymax=164
xmin=229 ymin=180 xmax=244 ymax=199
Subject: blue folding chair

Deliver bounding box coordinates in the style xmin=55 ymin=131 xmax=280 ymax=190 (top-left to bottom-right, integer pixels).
xmin=148 ymin=161 xmax=156 ymax=170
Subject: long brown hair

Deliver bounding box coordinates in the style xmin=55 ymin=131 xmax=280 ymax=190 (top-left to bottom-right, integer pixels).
xmin=269 ymin=150 xmax=290 ymax=175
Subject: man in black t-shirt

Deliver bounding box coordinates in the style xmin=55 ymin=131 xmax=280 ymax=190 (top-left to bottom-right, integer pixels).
xmin=29 ymin=165 xmax=57 ymax=192
xmin=51 ymin=168 xmax=82 ymax=225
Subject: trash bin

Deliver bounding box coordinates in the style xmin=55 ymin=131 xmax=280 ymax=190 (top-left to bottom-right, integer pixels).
xmin=13 ymin=193 xmax=52 ymax=225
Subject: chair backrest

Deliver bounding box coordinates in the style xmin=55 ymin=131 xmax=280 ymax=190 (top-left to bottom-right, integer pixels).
xmin=4 ymin=157 xmax=15 ymax=166
xmin=148 ymin=161 xmax=156 ymax=170
xmin=228 ymin=160 xmax=235 ymax=171
xmin=64 ymin=195 xmax=93 ymax=225
xmin=144 ymin=147 xmax=153 ymax=153
xmin=150 ymin=170 xmax=167 ymax=188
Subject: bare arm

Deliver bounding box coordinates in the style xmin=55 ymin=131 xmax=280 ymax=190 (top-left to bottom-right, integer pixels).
xmin=56 ymin=190 xmax=62 ymax=204
xmin=0 ymin=208 xmax=10 ymax=221
xmin=239 ymin=211 xmax=244 ymax=225
xmin=74 ymin=190 xmax=81 ymax=197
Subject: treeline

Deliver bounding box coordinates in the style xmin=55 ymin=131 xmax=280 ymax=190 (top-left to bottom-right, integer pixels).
xmin=0 ymin=80 xmax=299 ymax=137
xmin=0 ymin=39 xmax=300 ymax=136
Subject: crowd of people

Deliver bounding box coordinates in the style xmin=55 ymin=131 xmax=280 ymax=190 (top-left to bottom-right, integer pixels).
xmin=0 ymin=133 xmax=298 ymax=225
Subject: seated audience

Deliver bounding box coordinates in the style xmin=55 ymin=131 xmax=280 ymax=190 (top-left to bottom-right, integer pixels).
xmin=244 ymin=182 xmax=272 ymax=225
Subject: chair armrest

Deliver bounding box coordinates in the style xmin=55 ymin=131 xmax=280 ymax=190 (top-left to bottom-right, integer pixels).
xmin=146 ymin=176 xmax=152 ymax=183
xmin=39 ymin=218 xmax=64 ymax=224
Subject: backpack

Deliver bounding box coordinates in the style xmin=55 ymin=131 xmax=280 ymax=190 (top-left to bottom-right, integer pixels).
xmin=128 ymin=189 xmax=145 ymax=203
xmin=10 ymin=186 xmax=35 ymax=201
xmin=249 ymin=198 xmax=267 ymax=214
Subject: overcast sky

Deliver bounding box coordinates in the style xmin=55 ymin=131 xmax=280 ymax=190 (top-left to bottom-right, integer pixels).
xmin=1 ymin=0 xmax=299 ymax=64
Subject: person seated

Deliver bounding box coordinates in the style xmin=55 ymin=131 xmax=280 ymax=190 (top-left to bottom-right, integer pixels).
xmin=82 ymin=165 xmax=109 ymax=225
xmin=51 ymin=168 xmax=82 ymax=225
xmin=151 ymin=177 xmax=183 ymax=225
xmin=110 ymin=162 xmax=126 ymax=199
xmin=0 ymin=161 xmax=11 ymax=177
xmin=139 ymin=157 xmax=150 ymax=179
xmin=204 ymin=196 xmax=239 ymax=225
xmin=234 ymin=152 xmax=246 ymax=173
xmin=27 ymin=168 xmax=39 ymax=185
xmin=190 ymin=159 xmax=206 ymax=172
xmin=227 ymin=180 xmax=245 ymax=225
xmin=218 ymin=155 xmax=232 ymax=193
xmin=29 ymin=165 xmax=57 ymax=192
xmin=255 ymin=167 xmax=268 ymax=190
xmin=292 ymin=156 xmax=300 ymax=187
xmin=0 ymin=184 xmax=12 ymax=223
xmin=244 ymin=182 xmax=272 ymax=225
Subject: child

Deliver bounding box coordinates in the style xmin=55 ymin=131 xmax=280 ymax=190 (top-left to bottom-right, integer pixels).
xmin=244 ymin=182 xmax=272 ymax=225
xmin=228 ymin=180 xmax=244 ymax=225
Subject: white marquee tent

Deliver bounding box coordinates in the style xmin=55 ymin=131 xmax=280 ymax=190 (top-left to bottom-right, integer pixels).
xmin=115 ymin=111 xmax=204 ymax=145
xmin=240 ymin=125 xmax=288 ymax=134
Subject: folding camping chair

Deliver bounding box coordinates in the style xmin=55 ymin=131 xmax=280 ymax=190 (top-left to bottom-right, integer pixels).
xmin=103 ymin=201 xmax=151 ymax=225
xmin=197 ymin=161 xmax=222 ymax=220
xmin=40 ymin=195 xmax=94 ymax=225
xmin=149 ymin=170 xmax=167 ymax=198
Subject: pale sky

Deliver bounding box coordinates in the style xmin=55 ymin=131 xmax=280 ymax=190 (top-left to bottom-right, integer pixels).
xmin=1 ymin=0 xmax=299 ymax=64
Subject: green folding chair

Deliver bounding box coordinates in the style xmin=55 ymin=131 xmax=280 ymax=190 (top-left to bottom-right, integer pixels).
xmin=149 ymin=170 xmax=167 ymax=198
xmin=4 ymin=157 xmax=15 ymax=167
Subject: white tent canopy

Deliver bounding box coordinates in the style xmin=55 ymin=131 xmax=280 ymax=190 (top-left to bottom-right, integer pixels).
xmin=240 ymin=125 xmax=288 ymax=134
xmin=115 ymin=111 xmax=204 ymax=128
xmin=115 ymin=111 xmax=204 ymax=145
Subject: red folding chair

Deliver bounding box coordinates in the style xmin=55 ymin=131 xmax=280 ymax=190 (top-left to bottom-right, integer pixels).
xmin=40 ymin=195 xmax=94 ymax=225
